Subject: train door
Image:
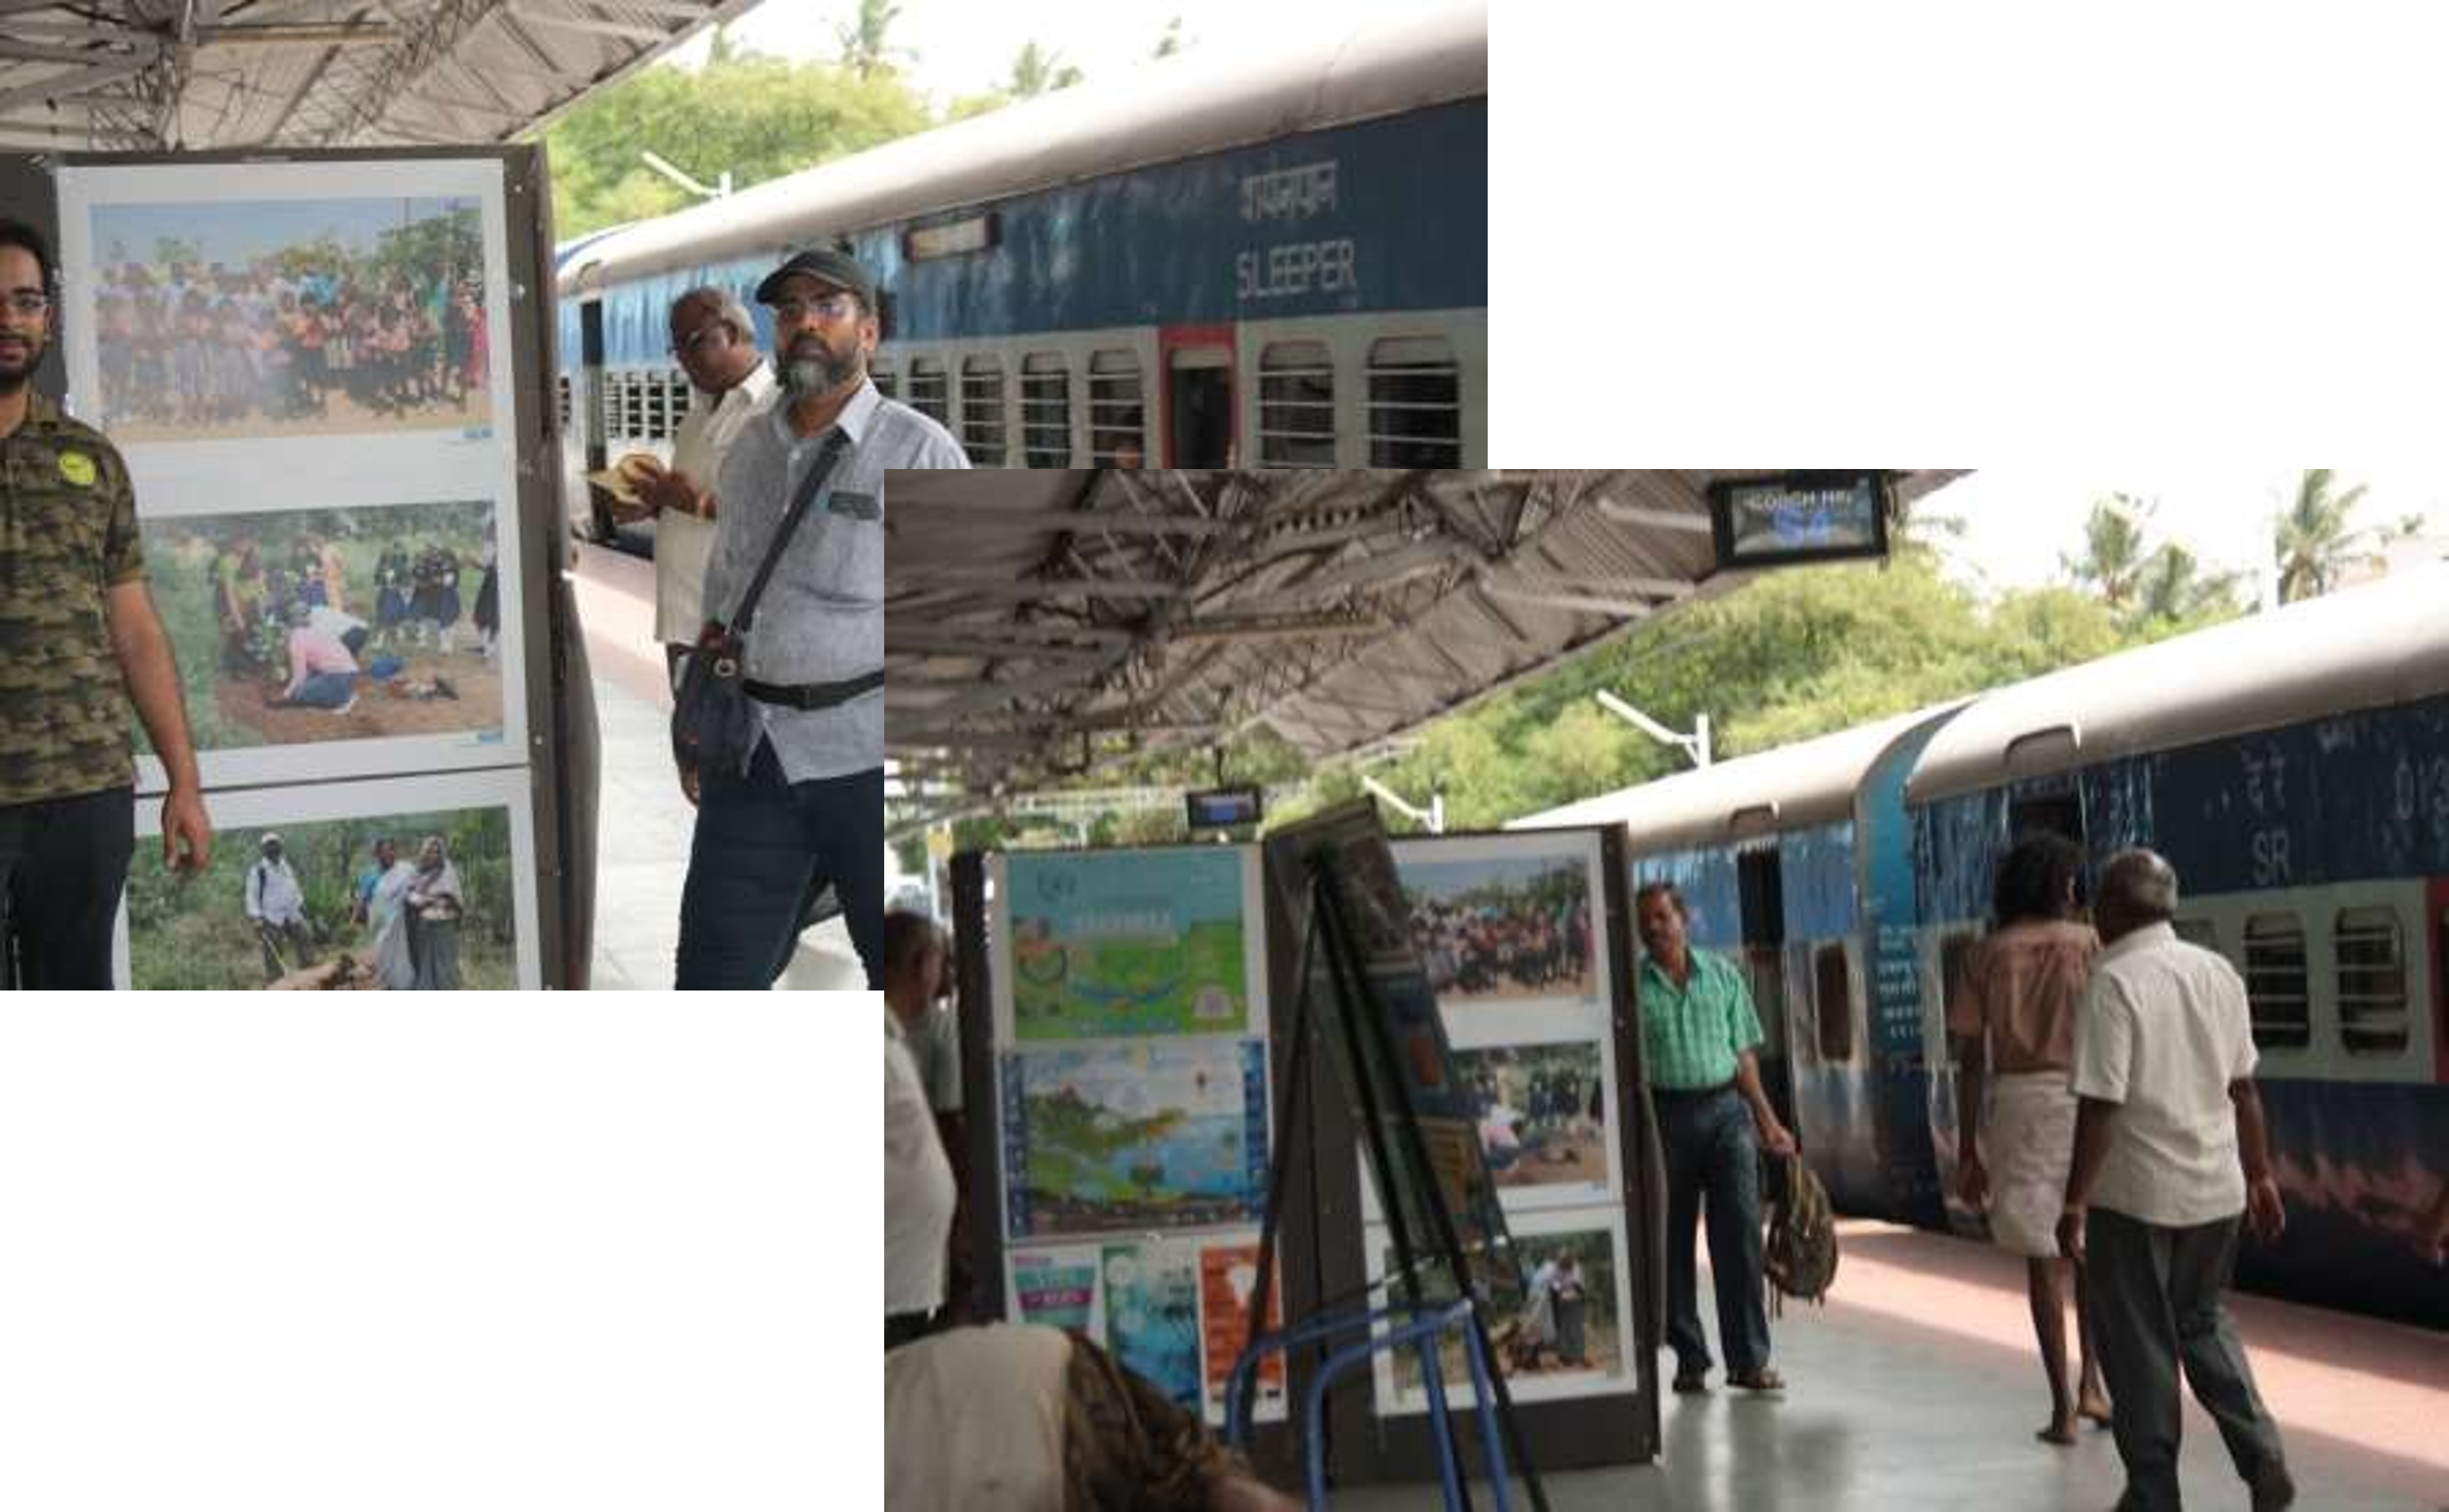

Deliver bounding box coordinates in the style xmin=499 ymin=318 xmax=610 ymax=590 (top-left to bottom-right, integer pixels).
xmin=1160 ymin=324 xmax=1235 ymax=467
xmin=1737 ymin=845 xmax=1795 ymax=1127
xmin=576 ymin=298 xmax=612 ymax=541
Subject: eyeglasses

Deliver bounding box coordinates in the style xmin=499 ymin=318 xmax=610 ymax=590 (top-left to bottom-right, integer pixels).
xmin=770 ymin=291 xmax=859 ymax=324
xmin=668 ymin=320 xmax=734 ymax=359
xmin=2 ymin=290 xmax=50 ymax=317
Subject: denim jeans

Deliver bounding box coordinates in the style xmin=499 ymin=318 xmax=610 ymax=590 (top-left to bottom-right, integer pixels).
xmin=0 ymin=786 xmax=134 ymax=989
xmin=1659 ymin=1084 xmax=1771 ymax=1378
xmin=674 ymin=742 xmax=882 ymax=988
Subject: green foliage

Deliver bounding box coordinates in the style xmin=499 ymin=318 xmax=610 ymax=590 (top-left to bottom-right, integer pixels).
xmin=538 ymin=46 xmax=932 ymax=240
xmin=1007 ymin=41 xmax=1085 ymax=99
xmin=2274 ymin=468 xmax=2401 ymax=603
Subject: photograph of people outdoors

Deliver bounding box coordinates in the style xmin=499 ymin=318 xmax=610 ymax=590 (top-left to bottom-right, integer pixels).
xmin=83 ymin=196 xmax=491 ymax=443
xmin=1455 ymin=1041 xmax=1609 ymax=1192
xmin=137 ymin=500 xmax=504 ymax=755
xmin=1399 ymin=853 xmax=1597 ymax=1006
xmin=125 ymin=805 xmax=515 ymax=989
xmin=1380 ymin=1223 xmax=1624 ymax=1407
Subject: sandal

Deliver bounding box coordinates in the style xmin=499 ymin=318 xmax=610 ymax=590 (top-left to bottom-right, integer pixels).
xmin=1728 ymin=1367 xmax=1786 ymax=1393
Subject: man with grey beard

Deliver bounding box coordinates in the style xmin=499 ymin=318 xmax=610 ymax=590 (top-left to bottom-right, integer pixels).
xmin=677 ymin=248 xmax=964 ymax=990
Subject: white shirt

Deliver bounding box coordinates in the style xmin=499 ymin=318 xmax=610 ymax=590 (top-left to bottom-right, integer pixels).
xmin=897 ymin=1000 xmax=964 ymax=1114
xmin=886 ymin=1009 xmax=958 ymax=1316
xmin=654 ymin=363 xmax=775 ymax=646
xmin=2071 ymin=922 xmax=2258 ymax=1227
xmin=884 ymin=1324 xmax=1069 ymax=1511
xmin=246 ymin=856 xmax=306 ymax=925
xmin=306 ymin=605 xmax=367 ymax=642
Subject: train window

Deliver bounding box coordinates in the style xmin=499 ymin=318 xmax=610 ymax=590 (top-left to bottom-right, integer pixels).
xmin=620 ymin=373 xmax=642 ymax=441
xmin=2335 ymin=905 xmax=2410 ymax=1055
xmin=2243 ymin=913 xmax=2311 ymax=1050
xmin=2173 ymin=918 xmax=2219 ymax=952
xmin=1367 ymin=336 xmax=1463 ymax=467
xmin=1022 ymin=355 xmax=1071 ymax=467
xmin=907 ymin=358 xmax=950 ymax=426
xmin=556 ymin=374 xmax=570 ymax=429
xmin=871 ymin=359 xmax=897 ymax=400
xmin=666 ymin=371 xmax=691 ymax=439
xmin=1259 ymin=341 xmax=1337 ymax=466
xmin=1813 ymin=941 xmax=1853 ymax=1063
xmin=961 ymin=356 xmax=1007 ymax=465
xmin=1089 ymin=350 xmax=1146 ymax=465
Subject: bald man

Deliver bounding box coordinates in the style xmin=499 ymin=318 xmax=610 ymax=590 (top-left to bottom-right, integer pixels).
xmin=2056 ymin=848 xmax=2292 ymax=1512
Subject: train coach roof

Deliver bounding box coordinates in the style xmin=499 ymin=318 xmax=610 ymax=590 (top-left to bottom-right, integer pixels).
xmin=1508 ymin=704 xmax=1963 ymax=852
xmin=1904 ymin=562 xmax=2449 ymax=808
xmin=562 ymin=2 xmax=1487 ymax=292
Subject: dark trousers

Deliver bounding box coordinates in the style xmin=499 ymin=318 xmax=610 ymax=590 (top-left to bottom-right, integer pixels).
xmin=2086 ymin=1207 xmax=2288 ymax=1511
xmin=674 ymin=742 xmax=882 ymax=989
xmin=1659 ymin=1084 xmax=1771 ymax=1378
xmin=0 ymin=786 xmax=134 ymax=990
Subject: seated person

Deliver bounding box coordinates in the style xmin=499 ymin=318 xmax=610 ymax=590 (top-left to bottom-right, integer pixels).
xmin=278 ymin=603 xmax=359 ymax=711
xmin=886 ymin=1323 xmax=1298 ymax=1512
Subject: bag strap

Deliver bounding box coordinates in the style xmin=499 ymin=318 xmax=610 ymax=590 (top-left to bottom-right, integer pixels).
xmin=729 ymin=427 xmax=852 ymax=638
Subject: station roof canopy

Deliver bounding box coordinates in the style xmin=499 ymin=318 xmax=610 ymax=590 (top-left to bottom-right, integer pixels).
xmin=888 ymin=469 xmax=1964 ymax=800
xmin=0 ymin=0 xmax=750 ymax=153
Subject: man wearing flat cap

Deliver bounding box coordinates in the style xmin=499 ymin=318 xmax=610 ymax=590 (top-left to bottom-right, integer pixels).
xmin=677 ymin=246 xmax=964 ymax=990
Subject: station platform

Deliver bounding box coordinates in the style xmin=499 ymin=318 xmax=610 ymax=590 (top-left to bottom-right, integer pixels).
xmin=566 ymin=542 xmax=864 ymax=991
xmin=1333 ymin=1220 xmax=2443 ymax=1511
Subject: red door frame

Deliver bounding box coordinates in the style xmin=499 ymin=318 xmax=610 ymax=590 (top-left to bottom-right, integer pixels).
xmin=1158 ymin=323 xmax=1236 ymax=468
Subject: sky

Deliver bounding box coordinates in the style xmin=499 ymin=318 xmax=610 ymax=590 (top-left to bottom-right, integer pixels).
xmin=680 ymin=0 xmax=1430 ymax=105
xmin=1918 ymin=467 xmax=2449 ymax=599
xmin=91 ymin=198 xmax=470 ymax=265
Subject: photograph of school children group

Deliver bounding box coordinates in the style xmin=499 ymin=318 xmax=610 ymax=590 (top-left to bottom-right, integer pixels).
xmin=1400 ymin=855 xmax=1597 ymax=1006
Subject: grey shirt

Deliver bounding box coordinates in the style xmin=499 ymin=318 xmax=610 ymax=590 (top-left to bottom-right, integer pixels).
xmin=704 ymin=375 xmax=967 ymax=781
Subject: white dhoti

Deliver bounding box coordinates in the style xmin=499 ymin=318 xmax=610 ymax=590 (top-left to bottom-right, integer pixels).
xmin=1982 ymin=1071 xmax=2078 ymax=1258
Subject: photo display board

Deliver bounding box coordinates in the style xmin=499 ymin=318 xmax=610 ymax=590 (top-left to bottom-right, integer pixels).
xmin=8 ymin=145 xmax=580 ymax=987
xmin=1369 ymin=829 xmax=1638 ymax=1415
xmin=54 ymin=157 xmax=529 ymax=790
xmin=986 ymin=846 xmax=1287 ymax=1426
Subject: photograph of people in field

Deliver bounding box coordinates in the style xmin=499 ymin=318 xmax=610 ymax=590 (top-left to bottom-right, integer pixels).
xmin=125 ymin=805 xmax=515 ymax=990
xmin=138 ymin=500 xmax=503 ymax=754
xmin=1455 ymin=1041 xmax=1609 ymax=1192
xmin=85 ymin=196 xmax=490 ymax=443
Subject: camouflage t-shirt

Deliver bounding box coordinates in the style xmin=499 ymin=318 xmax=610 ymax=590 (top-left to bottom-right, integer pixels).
xmin=0 ymin=390 xmax=143 ymax=805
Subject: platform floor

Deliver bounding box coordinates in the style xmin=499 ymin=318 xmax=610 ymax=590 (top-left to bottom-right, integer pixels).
xmin=1330 ymin=1221 xmax=2445 ymax=1510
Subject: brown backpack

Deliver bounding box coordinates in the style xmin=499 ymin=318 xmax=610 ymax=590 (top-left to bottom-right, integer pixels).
xmin=1763 ymin=1153 xmax=1838 ymax=1313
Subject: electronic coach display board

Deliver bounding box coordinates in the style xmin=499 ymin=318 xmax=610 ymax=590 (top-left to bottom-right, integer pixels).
xmin=1710 ymin=470 xmax=1893 ymax=569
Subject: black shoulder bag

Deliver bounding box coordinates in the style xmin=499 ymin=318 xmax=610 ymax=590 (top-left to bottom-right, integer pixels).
xmin=670 ymin=428 xmax=852 ymax=775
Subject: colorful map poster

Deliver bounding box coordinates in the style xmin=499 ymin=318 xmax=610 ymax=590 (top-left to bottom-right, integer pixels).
xmin=1198 ymin=1241 xmax=1287 ymax=1425
xmin=1103 ymin=1240 xmax=1202 ymax=1410
xmin=1009 ymin=849 xmax=1252 ymax=1039
xmin=1002 ymin=1039 xmax=1270 ymax=1238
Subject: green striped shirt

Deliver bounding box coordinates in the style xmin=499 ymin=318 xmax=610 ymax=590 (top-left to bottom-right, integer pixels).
xmin=1639 ymin=948 xmax=1764 ymax=1090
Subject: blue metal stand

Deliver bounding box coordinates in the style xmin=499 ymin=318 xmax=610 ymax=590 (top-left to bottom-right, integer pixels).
xmin=1226 ymin=1298 xmax=1514 ymax=1512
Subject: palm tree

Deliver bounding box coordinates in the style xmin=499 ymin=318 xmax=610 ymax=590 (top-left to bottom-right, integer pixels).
xmin=1008 ymin=41 xmax=1085 ymax=98
xmin=836 ymin=0 xmax=904 ymax=81
xmin=2273 ymin=469 xmax=2377 ymax=603
xmin=2133 ymin=542 xmax=2243 ymax=625
xmin=2060 ymin=494 xmax=2155 ymax=613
